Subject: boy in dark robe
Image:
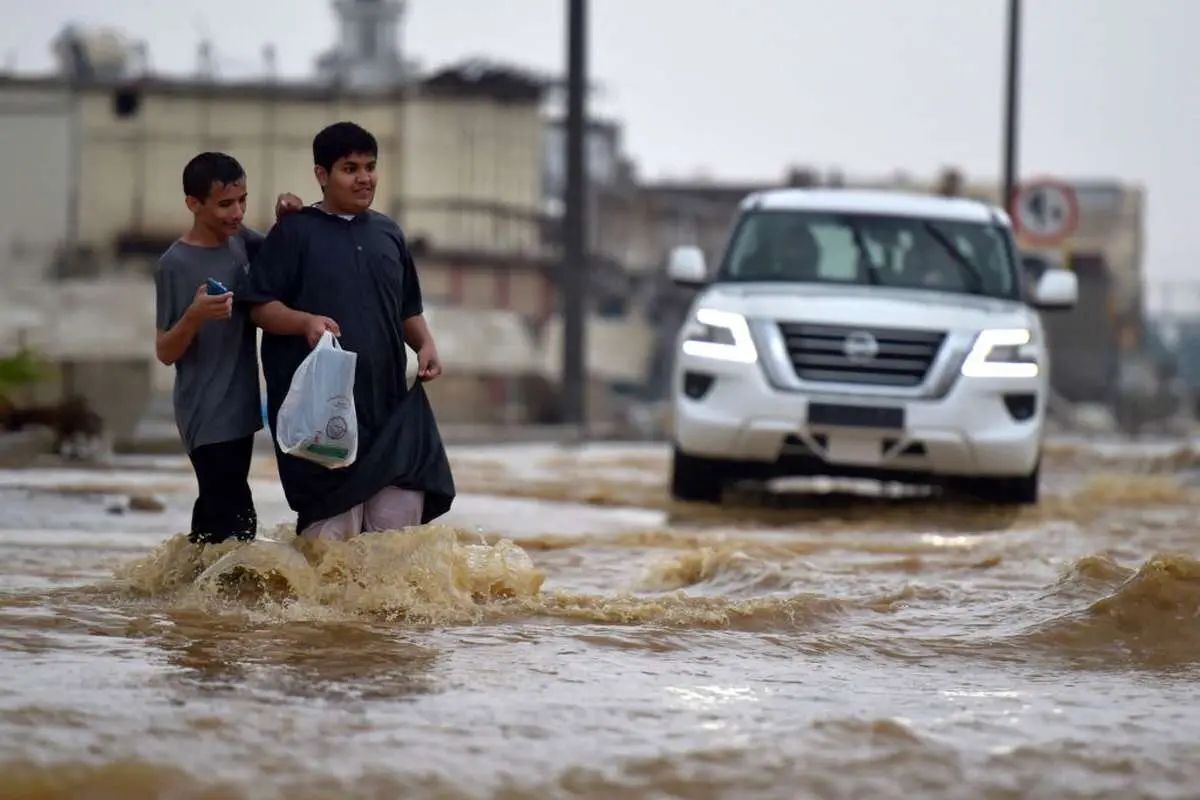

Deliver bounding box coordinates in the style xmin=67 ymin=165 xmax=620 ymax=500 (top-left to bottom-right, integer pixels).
xmin=242 ymin=122 xmax=455 ymax=540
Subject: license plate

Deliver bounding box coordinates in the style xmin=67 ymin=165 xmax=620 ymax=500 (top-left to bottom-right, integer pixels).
xmin=827 ymin=437 xmax=881 ymax=464
xmin=808 ymin=403 xmax=905 ymax=429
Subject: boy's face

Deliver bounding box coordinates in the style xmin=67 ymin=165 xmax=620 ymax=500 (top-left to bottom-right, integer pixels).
xmin=317 ymin=152 xmax=377 ymax=214
xmin=186 ymin=179 xmax=247 ymax=238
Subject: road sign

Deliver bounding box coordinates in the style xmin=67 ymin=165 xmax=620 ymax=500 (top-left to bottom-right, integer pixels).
xmin=1012 ymin=179 xmax=1079 ymax=245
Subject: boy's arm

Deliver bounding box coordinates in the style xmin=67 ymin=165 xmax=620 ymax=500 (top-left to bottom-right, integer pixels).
xmin=251 ymin=302 xmax=340 ymax=348
xmin=402 ymin=315 xmax=442 ymax=382
xmin=237 ymin=192 xmax=298 ymax=262
xmin=397 ymin=231 xmax=441 ymax=381
xmin=156 ymin=285 xmax=233 ymax=366
xmin=393 ymin=231 xmax=441 ymax=381
xmin=240 ymin=216 xmax=340 ymax=348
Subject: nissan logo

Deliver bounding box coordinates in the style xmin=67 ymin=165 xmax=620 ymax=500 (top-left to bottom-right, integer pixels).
xmin=843 ymin=331 xmax=879 ymax=364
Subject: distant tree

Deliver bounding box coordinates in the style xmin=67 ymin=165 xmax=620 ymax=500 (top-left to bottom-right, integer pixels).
xmin=0 ymin=350 xmax=46 ymax=397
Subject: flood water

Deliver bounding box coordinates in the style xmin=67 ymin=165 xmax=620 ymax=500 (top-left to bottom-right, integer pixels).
xmin=3 ymin=440 xmax=1200 ymax=799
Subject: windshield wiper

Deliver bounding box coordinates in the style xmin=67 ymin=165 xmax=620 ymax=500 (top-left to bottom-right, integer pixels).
xmin=923 ymin=222 xmax=985 ymax=294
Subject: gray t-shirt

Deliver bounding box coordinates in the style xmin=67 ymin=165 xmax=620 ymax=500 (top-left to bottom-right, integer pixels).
xmin=154 ymin=229 xmax=264 ymax=453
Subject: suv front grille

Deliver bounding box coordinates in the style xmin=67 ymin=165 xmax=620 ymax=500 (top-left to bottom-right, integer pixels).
xmin=778 ymin=323 xmax=946 ymax=387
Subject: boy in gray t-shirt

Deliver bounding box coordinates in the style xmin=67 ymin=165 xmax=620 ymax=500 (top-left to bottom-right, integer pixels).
xmin=154 ymin=152 xmax=298 ymax=544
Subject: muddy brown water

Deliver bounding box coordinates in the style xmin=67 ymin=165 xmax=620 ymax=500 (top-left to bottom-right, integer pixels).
xmin=2 ymin=441 xmax=1200 ymax=799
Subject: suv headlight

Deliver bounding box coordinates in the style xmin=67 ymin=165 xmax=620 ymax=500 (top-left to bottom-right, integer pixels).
xmin=681 ymin=309 xmax=758 ymax=364
xmin=962 ymin=328 xmax=1039 ymax=378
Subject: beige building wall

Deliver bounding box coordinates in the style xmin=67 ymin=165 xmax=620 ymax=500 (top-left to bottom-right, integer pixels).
xmin=416 ymin=262 xmax=553 ymax=318
xmin=75 ymin=88 xmax=406 ymax=243
xmin=541 ymin=315 xmax=655 ymax=384
xmin=510 ymin=271 xmax=548 ymax=317
xmin=0 ymin=85 xmax=72 ymax=286
xmin=460 ymin=268 xmax=497 ymax=309
xmin=417 ymin=266 xmax=453 ymax=304
xmin=61 ymin=84 xmax=544 ymax=257
xmin=402 ymin=96 xmax=543 ymax=255
xmin=1 ymin=76 xmax=546 ymax=269
xmin=1054 ymin=185 xmax=1144 ymax=314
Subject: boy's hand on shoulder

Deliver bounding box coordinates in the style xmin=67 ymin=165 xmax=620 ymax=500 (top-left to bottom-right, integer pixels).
xmin=275 ymin=193 xmax=303 ymax=219
xmin=417 ymin=343 xmax=442 ymax=382
xmin=186 ymin=284 xmax=233 ymax=324
xmin=304 ymin=314 xmax=342 ymax=348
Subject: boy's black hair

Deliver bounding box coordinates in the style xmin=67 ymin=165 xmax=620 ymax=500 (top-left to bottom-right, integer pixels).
xmin=313 ymin=122 xmax=378 ymax=171
xmin=182 ymin=152 xmax=246 ymax=201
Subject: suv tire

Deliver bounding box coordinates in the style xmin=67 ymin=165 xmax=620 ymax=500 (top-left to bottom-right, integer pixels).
xmin=960 ymin=465 xmax=1040 ymax=505
xmin=671 ymin=447 xmax=728 ymax=503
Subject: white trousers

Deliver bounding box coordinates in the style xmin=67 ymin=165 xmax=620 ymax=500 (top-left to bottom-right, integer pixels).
xmin=299 ymin=487 xmax=425 ymax=542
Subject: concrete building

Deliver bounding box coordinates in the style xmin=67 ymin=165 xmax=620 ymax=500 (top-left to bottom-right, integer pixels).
xmin=0 ymin=83 xmax=72 ymax=288
xmin=28 ymin=70 xmax=545 ymax=266
xmin=1012 ymin=183 xmax=1146 ymax=408
xmin=0 ymin=9 xmax=666 ymax=446
xmin=0 ymin=46 xmax=561 ymax=444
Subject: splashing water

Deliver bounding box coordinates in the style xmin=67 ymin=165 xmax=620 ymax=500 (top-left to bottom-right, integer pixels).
xmin=115 ymin=526 xmax=546 ymax=624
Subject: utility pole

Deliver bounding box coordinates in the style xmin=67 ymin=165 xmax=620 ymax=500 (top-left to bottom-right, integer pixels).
xmin=561 ymin=0 xmax=588 ymax=429
xmin=1002 ymin=0 xmax=1021 ymax=214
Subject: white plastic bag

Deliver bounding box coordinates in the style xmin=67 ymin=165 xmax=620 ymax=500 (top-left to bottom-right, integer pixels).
xmin=276 ymin=332 xmax=358 ymax=469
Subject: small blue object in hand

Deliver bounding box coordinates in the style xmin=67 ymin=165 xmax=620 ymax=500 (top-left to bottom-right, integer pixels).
xmin=206 ymin=278 xmax=229 ymax=296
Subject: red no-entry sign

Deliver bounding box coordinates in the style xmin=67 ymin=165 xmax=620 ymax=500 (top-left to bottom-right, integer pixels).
xmin=1012 ymin=179 xmax=1079 ymax=246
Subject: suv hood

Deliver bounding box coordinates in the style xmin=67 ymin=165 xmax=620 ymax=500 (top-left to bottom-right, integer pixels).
xmin=700 ymin=282 xmax=1034 ymax=333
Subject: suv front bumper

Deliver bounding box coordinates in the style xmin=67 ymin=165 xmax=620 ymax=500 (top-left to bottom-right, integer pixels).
xmin=673 ymin=346 xmax=1044 ymax=479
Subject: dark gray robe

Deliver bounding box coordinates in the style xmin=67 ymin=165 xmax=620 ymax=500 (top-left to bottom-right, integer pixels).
xmin=240 ymin=207 xmax=454 ymax=531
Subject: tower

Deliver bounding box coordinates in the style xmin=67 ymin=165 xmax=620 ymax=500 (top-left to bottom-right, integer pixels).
xmin=317 ymin=0 xmax=410 ymax=89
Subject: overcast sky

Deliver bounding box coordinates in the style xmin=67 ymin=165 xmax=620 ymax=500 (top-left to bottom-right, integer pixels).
xmin=3 ymin=0 xmax=1197 ymax=302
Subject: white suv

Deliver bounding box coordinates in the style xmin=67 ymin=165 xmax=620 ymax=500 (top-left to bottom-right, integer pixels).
xmin=668 ymin=189 xmax=1078 ymax=505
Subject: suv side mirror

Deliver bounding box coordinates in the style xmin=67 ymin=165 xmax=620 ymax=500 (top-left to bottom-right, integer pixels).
xmin=668 ymin=246 xmax=707 ymax=286
xmin=1033 ymin=269 xmax=1078 ymax=310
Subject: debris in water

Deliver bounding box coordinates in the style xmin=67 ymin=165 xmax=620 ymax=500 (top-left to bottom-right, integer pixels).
xmin=128 ymin=494 xmax=166 ymax=513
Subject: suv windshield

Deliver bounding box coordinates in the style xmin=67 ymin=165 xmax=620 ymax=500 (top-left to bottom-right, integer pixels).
xmin=719 ymin=210 xmax=1020 ymax=300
